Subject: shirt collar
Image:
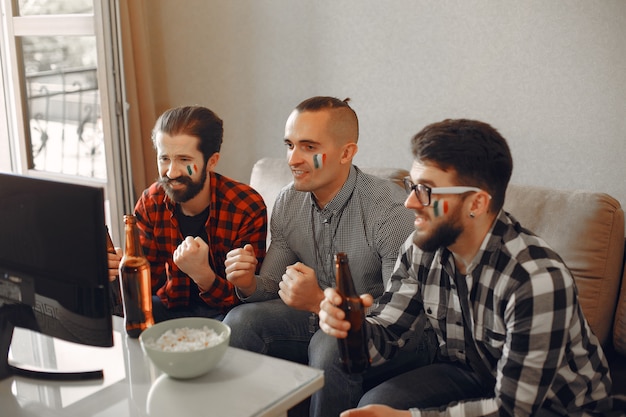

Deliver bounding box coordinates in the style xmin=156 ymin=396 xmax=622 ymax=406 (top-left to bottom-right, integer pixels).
xmin=309 ymin=165 xmax=358 ymax=217
xmin=440 ymin=209 xmax=507 ymax=276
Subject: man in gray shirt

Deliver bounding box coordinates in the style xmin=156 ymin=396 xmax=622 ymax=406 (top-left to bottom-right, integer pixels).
xmin=224 ymin=96 xmax=430 ymax=417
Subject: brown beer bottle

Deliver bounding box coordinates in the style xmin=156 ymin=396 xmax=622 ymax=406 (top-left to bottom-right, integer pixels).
xmin=105 ymin=225 xmax=124 ymax=316
xmin=335 ymin=252 xmax=370 ymax=374
xmin=119 ymin=214 xmax=154 ymax=337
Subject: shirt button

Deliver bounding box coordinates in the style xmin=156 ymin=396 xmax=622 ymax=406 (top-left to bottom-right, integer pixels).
xmin=427 ymin=307 xmax=432 ymax=314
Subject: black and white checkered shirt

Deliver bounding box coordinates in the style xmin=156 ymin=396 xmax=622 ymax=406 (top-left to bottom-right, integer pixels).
xmin=243 ymin=165 xmax=415 ymax=302
xmin=368 ymin=210 xmax=614 ymax=416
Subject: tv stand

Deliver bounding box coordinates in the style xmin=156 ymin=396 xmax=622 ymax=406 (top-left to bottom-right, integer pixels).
xmin=0 ymin=305 xmax=103 ymax=381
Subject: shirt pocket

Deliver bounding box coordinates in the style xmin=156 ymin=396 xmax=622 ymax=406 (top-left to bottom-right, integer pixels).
xmin=423 ymin=300 xmax=447 ymax=341
xmin=474 ymin=320 xmax=506 ymax=358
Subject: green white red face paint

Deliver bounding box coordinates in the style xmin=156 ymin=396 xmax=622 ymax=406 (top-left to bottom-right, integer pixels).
xmin=432 ymin=199 xmax=449 ymax=217
xmin=313 ymin=154 xmax=326 ymax=169
xmin=186 ymin=164 xmax=198 ymax=176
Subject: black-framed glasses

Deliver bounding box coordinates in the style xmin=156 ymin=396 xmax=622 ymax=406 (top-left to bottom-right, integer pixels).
xmin=402 ymin=177 xmax=487 ymax=207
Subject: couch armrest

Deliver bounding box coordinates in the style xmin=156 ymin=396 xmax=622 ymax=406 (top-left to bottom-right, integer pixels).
xmin=504 ymin=184 xmax=625 ymax=346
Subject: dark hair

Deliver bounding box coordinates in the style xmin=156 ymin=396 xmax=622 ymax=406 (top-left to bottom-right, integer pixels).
xmin=294 ymin=96 xmax=359 ymax=142
xmin=410 ymin=119 xmax=513 ymax=212
xmin=152 ymin=106 xmax=223 ymax=163
xmin=295 ymin=96 xmax=353 ymax=112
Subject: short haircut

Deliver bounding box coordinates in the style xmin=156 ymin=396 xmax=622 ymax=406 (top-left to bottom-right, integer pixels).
xmin=294 ymin=96 xmax=359 ymax=144
xmin=152 ymin=106 xmax=223 ymax=163
xmin=410 ymin=119 xmax=513 ymax=212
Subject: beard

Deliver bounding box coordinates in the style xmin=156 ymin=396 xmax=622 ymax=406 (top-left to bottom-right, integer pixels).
xmin=413 ymin=206 xmax=463 ymax=252
xmin=158 ymin=166 xmax=207 ymax=203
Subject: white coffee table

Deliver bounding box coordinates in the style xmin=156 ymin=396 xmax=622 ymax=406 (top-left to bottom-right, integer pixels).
xmin=1 ymin=316 xmax=324 ymax=417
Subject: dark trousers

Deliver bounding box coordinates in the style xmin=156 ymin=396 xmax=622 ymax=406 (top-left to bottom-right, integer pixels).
xmin=150 ymin=295 xmax=224 ymax=323
xmin=359 ymin=360 xmax=492 ymax=410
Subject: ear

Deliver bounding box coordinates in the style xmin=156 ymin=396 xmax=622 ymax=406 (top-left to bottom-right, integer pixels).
xmin=206 ymin=153 xmax=220 ymax=171
xmin=468 ymin=191 xmax=492 ymax=217
xmin=340 ymin=143 xmax=358 ymax=164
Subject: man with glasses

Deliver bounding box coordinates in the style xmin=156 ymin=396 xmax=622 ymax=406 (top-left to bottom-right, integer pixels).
xmin=320 ymin=119 xmax=616 ymax=416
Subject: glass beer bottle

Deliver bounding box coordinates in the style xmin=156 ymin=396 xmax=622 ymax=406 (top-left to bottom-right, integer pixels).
xmin=334 ymin=252 xmax=370 ymax=373
xmin=119 ymin=214 xmax=154 ymax=337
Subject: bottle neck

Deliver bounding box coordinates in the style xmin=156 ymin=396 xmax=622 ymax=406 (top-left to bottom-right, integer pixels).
xmin=123 ymin=217 xmax=144 ymax=258
xmin=335 ymin=253 xmax=357 ymax=296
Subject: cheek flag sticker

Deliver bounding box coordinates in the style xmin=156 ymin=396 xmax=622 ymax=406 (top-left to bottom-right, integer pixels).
xmin=432 ymin=200 xmax=449 ymax=217
xmin=313 ymin=154 xmax=326 ymax=169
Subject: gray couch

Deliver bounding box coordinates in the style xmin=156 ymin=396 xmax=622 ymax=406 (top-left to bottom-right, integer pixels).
xmin=249 ymin=157 xmax=626 ymax=395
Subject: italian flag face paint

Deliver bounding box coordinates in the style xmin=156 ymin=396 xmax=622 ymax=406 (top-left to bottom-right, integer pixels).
xmin=186 ymin=164 xmax=198 ymax=175
xmin=432 ymin=199 xmax=449 ymax=217
xmin=313 ymin=154 xmax=326 ymax=169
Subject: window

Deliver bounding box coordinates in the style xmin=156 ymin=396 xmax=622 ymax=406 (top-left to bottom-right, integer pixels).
xmin=0 ymin=0 xmax=132 ymax=242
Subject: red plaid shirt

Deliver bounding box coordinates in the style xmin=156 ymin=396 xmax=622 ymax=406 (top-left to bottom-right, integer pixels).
xmin=134 ymin=172 xmax=267 ymax=312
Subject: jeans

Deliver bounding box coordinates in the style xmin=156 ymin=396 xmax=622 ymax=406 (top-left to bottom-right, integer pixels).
xmin=150 ymin=295 xmax=224 ymax=323
xmin=223 ymin=299 xmax=435 ymax=417
xmin=359 ymin=361 xmax=492 ymax=409
xmin=359 ymin=361 xmax=581 ymax=416
xmin=223 ymin=299 xmax=312 ymax=362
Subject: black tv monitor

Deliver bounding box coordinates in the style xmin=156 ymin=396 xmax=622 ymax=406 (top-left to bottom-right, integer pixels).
xmin=0 ymin=173 xmax=113 ymax=381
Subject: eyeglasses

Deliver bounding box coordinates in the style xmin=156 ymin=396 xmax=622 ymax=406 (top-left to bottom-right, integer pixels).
xmin=402 ymin=177 xmax=487 ymax=207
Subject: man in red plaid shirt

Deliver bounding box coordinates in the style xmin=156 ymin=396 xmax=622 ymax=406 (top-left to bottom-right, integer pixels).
xmin=113 ymin=106 xmax=267 ymax=322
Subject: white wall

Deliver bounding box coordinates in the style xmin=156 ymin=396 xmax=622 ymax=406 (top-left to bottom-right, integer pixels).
xmin=147 ymin=0 xmax=626 ymax=208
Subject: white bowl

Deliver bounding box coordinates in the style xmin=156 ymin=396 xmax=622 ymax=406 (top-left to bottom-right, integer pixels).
xmin=139 ymin=317 xmax=230 ymax=379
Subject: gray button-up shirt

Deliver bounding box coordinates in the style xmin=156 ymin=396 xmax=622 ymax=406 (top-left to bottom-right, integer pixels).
xmin=243 ymin=165 xmax=415 ymax=302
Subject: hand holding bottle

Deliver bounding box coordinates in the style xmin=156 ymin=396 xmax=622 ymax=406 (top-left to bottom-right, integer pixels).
xmin=106 ymin=225 xmax=124 ymax=316
xmin=105 ymin=226 xmax=123 ymax=282
xmin=329 ymin=252 xmax=372 ymax=373
xmin=319 ymin=288 xmax=374 ymax=338
xmin=107 ymin=250 xmax=122 ymax=282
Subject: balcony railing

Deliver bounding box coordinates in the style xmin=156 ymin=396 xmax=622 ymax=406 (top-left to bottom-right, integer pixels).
xmin=25 ymin=66 xmax=106 ymax=179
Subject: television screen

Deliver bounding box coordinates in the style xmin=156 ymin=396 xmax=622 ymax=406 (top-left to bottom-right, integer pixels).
xmin=0 ymin=173 xmax=113 ymax=380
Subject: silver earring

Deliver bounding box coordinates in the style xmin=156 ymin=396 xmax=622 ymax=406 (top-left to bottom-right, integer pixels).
xmin=469 ymin=212 xmax=475 ymax=218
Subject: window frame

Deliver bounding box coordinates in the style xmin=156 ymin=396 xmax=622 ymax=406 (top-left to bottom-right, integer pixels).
xmin=0 ymin=0 xmax=133 ymax=243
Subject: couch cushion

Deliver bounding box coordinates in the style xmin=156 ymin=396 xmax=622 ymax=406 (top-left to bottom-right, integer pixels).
xmin=504 ymin=184 xmax=625 ymax=347
xmin=249 ymin=157 xmax=292 ymax=223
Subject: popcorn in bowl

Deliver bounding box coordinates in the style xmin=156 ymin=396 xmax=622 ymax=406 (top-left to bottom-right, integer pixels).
xmin=139 ymin=317 xmax=231 ymax=379
xmin=143 ymin=326 xmax=227 ymax=352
